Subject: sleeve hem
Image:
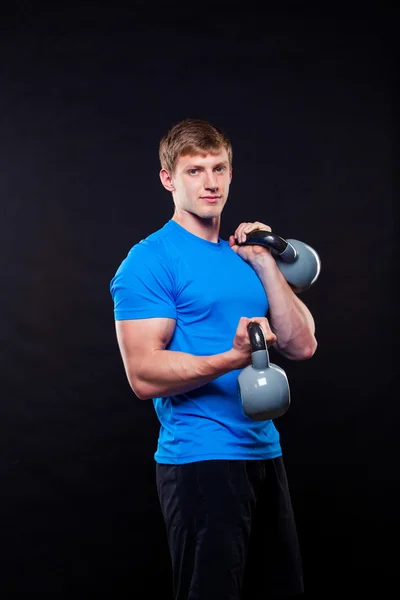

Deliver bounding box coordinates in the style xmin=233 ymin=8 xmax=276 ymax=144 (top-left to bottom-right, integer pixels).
xmin=114 ymin=311 xmax=177 ymax=321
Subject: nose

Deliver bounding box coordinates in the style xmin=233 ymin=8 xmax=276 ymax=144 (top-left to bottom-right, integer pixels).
xmin=204 ymin=171 xmax=218 ymax=191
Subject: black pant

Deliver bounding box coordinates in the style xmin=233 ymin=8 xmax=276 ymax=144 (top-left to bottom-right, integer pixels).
xmin=156 ymin=457 xmax=304 ymax=599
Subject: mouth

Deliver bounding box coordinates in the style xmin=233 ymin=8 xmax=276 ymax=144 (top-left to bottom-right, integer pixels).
xmin=201 ymin=196 xmax=221 ymax=203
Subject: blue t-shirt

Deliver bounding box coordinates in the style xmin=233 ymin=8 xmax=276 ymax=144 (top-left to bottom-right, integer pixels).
xmin=110 ymin=220 xmax=281 ymax=464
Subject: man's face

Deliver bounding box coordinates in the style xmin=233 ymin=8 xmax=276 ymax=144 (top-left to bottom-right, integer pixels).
xmin=167 ymin=147 xmax=232 ymax=220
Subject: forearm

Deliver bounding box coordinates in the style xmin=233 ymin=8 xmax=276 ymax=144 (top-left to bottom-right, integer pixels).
xmin=133 ymin=348 xmax=244 ymax=400
xmin=253 ymin=254 xmax=317 ymax=360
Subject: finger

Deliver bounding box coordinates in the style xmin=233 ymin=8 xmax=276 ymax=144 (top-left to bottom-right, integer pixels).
xmin=248 ymin=317 xmax=276 ymax=345
xmin=229 ymin=235 xmax=240 ymax=253
xmin=260 ymin=317 xmax=277 ymax=346
xmin=238 ymin=316 xmax=251 ymax=337
xmin=235 ymin=223 xmax=249 ymax=243
xmin=242 ymin=223 xmax=257 ymax=243
xmin=237 ymin=223 xmax=254 ymax=244
xmin=242 ymin=222 xmax=271 ymax=243
xmin=239 ymin=222 xmax=271 ymax=244
xmin=233 ymin=222 xmax=245 ymax=237
xmin=260 ymin=316 xmax=274 ymax=336
xmin=253 ymin=222 xmax=272 ymax=232
xmin=266 ymin=331 xmax=278 ymax=347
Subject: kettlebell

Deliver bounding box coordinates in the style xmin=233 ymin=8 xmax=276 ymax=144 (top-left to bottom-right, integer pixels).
xmin=238 ymin=322 xmax=290 ymax=421
xmin=241 ymin=229 xmax=321 ymax=293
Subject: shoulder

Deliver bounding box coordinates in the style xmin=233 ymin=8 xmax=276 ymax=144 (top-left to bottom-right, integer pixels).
xmin=120 ymin=223 xmax=177 ymax=269
xmin=111 ymin=223 xmax=181 ymax=295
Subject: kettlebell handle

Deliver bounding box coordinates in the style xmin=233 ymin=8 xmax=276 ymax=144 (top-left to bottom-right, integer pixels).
xmin=247 ymin=322 xmax=270 ymax=369
xmin=247 ymin=321 xmax=266 ymax=351
xmin=242 ymin=230 xmax=298 ymax=263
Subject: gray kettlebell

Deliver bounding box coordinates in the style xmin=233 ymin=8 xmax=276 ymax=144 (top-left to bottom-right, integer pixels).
xmin=238 ymin=322 xmax=290 ymax=421
xmin=241 ymin=230 xmax=321 ymax=293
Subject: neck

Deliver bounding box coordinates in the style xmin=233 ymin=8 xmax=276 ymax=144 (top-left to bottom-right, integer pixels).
xmin=172 ymin=210 xmax=221 ymax=243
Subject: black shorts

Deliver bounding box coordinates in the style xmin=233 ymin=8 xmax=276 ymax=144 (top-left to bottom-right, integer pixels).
xmin=156 ymin=457 xmax=304 ymax=600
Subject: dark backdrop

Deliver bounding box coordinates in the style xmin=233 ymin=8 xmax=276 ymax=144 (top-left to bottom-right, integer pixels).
xmin=0 ymin=4 xmax=395 ymax=598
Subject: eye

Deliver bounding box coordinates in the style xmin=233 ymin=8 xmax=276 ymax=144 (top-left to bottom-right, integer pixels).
xmin=215 ymin=166 xmax=226 ymax=173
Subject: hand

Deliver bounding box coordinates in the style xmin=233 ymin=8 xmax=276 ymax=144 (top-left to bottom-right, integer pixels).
xmin=229 ymin=221 xmax=272 ymax=265
xmin=230 ymin=316 xmax=277 ymax=369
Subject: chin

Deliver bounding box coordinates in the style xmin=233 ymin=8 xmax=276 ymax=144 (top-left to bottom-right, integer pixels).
xmin=197 ymin=207 xmax=223 ymax=220
xmin=198 ymin=213 xmax=218 ymax=220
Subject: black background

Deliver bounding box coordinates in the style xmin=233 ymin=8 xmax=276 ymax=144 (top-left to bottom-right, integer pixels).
xmin=0 ymin=3 xmax=395 ymax=598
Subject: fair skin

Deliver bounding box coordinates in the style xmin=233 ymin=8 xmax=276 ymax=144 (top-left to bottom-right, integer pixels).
xmin=159 ymin=147 xmax=231 ymax=242
xmin=229 ymin=221 xmax=317 ymax=360
xmin=115 ymin=147 xmax=317 ymax=400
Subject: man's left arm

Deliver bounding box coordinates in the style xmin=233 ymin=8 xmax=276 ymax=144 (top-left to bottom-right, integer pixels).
xmin=230 ymin=221 xmax=318 ymax=361
xmin=252 ymin=252 xmax=317 ymax=360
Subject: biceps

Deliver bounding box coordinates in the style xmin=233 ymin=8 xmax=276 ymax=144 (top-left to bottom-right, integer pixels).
xmin=115 ymin=318 xmax=176 ymax=373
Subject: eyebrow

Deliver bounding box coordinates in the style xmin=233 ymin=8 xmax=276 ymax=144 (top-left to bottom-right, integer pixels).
xmin=186 ymin=161 xmax=228 ymax=169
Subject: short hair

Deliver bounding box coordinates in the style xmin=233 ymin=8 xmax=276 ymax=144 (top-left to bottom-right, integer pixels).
xmin=159 ymin=118 xmax=232 ymax=174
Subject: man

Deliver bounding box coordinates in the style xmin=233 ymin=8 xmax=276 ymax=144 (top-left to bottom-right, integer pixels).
xmin=110 ymin=119 xmax=317 ymax=599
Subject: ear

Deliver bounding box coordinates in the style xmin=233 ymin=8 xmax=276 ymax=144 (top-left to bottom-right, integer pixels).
xmin=229 ymin=166 xmax=233 ymax=183
xmin=159 ymin=168 xmax=175 ymax=192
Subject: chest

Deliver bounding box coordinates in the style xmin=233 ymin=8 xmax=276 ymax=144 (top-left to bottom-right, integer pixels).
xmin=174 ymin=247 xmax=269 ymax=326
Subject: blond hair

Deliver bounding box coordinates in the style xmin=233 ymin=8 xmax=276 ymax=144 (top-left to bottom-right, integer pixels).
xmin=159 ymin=118 xmax=232 ymax=174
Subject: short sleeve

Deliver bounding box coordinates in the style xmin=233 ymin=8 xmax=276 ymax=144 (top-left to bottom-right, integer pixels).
xmin=110 ymin=242 xmax=177 ymax=321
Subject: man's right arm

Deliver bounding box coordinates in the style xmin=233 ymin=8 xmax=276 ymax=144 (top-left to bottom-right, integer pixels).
xmin=115 ymin=318 xmax=248 ymax=400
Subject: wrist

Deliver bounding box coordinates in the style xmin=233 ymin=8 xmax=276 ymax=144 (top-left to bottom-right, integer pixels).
xmin=225 ymin=348 xmax=249 ymax=370
xmin=250 ymin=250 xmax=276 ymax=273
